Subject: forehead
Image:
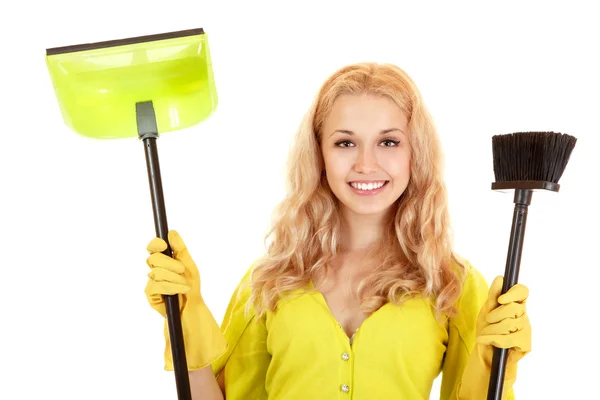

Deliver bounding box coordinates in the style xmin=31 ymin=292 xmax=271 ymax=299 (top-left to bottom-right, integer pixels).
xmin=323 ymin=93 xmax=408 ymax=133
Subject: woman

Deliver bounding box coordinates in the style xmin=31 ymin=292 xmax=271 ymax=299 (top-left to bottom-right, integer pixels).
xmin=144 ymin=62 xmax=531 ymax=399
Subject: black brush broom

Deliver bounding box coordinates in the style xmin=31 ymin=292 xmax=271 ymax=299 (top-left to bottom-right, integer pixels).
xmin=487 ymin=131 xmax=577 ymax=400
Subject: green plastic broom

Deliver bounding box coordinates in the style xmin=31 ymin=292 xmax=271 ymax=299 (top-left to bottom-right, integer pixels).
xmin=45 ymin=27 xmax=218 ymax=400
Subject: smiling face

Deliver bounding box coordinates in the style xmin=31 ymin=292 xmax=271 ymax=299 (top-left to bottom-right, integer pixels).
xmin=320 ymin=93 xmax=412 ymax=217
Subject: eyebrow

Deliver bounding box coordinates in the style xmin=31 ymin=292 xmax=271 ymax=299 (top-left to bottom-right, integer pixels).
xmin=329 ymin=128 xmax=405 ymax=138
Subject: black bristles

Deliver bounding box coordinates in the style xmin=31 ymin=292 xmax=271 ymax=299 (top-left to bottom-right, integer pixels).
xmin=492 ymin=131 xmax=577 ymax=183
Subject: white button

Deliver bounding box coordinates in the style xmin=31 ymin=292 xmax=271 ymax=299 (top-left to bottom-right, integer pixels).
xmin=341 ymin=384 xmax=349 ymax=393
xmin=342 ymin=352 xmax=349 ymax=361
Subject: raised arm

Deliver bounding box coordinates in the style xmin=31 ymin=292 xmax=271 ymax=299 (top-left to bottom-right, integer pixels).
xmin=144 ymin=230 xmax=227 ymax=399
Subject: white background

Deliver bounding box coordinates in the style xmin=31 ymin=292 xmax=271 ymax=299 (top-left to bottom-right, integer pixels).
xmin=1 ymin=1 xmax=598 ymax=399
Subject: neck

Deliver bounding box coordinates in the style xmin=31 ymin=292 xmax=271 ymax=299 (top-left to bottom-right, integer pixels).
xmin=339 ymin=207 xmax=394 ymax=253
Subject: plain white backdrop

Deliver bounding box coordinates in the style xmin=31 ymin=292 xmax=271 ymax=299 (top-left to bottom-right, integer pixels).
xmin=1 ymin=1 xmax=598 ymax=399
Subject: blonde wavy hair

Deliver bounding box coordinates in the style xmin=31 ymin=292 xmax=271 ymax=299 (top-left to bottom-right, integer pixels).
xmin=246 ymin=62 xmax=467 ymax=322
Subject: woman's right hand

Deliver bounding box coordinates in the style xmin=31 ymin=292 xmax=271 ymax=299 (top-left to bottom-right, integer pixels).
xmin=145 ymin=229 xmax=200 ymax=317
xmin=144 ymin=230 xmax=228 ymax=371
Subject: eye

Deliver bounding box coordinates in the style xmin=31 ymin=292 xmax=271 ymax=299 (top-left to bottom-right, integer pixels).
xmin=380 ymin=139 xmax=400 ymax=147
xmin=334 ymin=140 xmax=355 ymax=148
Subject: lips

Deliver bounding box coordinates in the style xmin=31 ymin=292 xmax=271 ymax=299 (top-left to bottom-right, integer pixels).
xmin=348 ymin=180 xmax=388 ymax=191
xmin=347 ymin=180 xmax=389 ymax=195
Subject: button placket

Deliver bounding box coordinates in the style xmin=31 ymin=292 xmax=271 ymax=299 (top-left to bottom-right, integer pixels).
xmin=339 ymin=341 xmax=353 ymax=395
xmin=334 ymin=323 xmax=354 ymax=396
xmin=340 ymin=349 xmax=352 ymax=394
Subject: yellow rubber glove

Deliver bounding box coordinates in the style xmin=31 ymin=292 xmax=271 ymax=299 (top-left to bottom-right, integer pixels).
xmin=457 ymin=276 xmax=531 ymax=400
xmin=145 ymin=230 xmax=228 ymax=370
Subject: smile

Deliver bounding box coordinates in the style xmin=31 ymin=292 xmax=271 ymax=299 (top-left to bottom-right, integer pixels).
xmin=347 ymin=180 xmax=389 ymax=195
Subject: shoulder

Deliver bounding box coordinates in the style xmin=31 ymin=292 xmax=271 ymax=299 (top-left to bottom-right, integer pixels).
xmin=451 ymin=255 xmax=489 ymax=301
xmin=222 ymin=261 xmax=258 ymax=326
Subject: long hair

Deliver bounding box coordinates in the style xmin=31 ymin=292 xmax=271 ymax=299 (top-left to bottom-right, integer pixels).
xmin=245 ymin=62 xmax=466 ymax=322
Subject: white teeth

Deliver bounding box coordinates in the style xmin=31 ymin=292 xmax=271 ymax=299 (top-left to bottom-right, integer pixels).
xmin=350 ymin=182 xmax=385 ymax=190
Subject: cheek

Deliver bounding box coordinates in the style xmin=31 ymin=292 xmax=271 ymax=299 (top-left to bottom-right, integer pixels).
xmin=323 ymin=150 xmax=351 ymax=177
xmin=381 ymin=152 xmax=411 ymax=178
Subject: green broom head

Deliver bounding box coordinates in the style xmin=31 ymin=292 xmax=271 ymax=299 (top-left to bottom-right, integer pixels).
xmin=45 ymin=28 xmax=217 ymax=140
xmin=491 ymin=131 xmax=577 ymax=191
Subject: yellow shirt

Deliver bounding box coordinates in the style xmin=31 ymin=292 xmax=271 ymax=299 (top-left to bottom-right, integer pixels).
xmin=211 ymin=261 xmax=515 ymax=400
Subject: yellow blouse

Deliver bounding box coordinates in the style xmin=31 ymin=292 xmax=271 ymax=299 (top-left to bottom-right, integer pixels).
xmin=211 ymin=260 xmax=515 ymax=400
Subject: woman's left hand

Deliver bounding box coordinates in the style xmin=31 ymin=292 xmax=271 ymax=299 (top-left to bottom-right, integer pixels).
xmin=475 ymin=275 xmax=532 ymax=367
xmin=457 ymin=276 xmax=532 ymax=399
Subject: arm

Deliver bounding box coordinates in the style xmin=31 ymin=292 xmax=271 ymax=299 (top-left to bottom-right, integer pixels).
xmin=145 ymin=230 xmax=270 ymax=399
xmin=440 ymin=261 xmax=530 ymax=400
xmin=186 ymin=261 xmax=266 ymax=400
xmin=439 ymin=261 xmax=490 ymax=399
xmin=145 ymin=230 xmax=228 ymax=399
xmin=187 ymin=367 xmax=225 ymax=400
xmin=457 ymin=275 xmax=530 ymax=400
xmin=208 ymin=265 xmax=271 ymax=399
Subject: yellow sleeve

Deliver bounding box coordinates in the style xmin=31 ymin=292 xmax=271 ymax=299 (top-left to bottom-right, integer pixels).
xmin=439 ymin=260 xmax=515 ymax=400
xmin=211 ymin=264 xmax=270 ymax=399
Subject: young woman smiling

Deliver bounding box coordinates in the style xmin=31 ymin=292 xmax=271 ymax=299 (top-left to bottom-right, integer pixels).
xmin=144 ymin=62 xmax=531 ymax=400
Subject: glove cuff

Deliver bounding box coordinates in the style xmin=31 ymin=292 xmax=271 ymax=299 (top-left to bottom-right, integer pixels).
xmin=457 ymin=346 xmax=517 ymax=400
xmin=162 ymin=297 xmax=228 ymax=371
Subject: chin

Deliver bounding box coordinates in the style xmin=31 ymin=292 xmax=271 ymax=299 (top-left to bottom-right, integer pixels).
xmin=340 ymin=199 xmax=398 ymax=217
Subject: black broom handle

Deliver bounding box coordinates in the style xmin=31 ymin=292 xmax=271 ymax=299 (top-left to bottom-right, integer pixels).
xmin=143 ymin=137 xmax=192 ymax=400
xmin=137 ymin=102 xmax=192 ymax=400
xmin=487 ymin=189 xmax=532 ymax=400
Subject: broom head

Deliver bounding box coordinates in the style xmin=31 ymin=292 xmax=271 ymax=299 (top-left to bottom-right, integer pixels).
xmin=45 ymin=28 xmax=217 ymax=140
xmin=491 ymin=131 xmax=577 ymax=191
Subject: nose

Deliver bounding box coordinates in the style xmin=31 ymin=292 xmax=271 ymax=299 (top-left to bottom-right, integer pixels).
xmin=353 ymin=147 xmax=379 ymax=174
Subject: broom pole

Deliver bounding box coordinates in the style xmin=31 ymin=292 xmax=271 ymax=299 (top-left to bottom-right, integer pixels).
xmin=137 ymin=101 xmax=192 ymax=400
xmin=487 ymin=188 xmax=532 ymax=400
